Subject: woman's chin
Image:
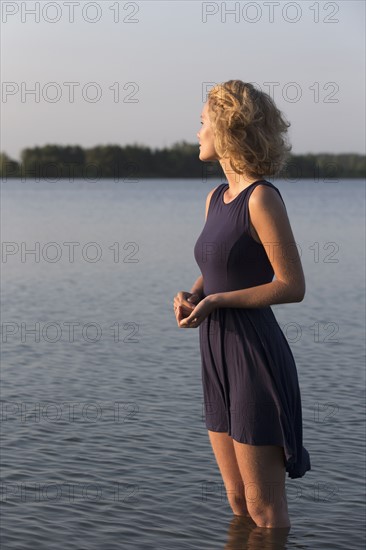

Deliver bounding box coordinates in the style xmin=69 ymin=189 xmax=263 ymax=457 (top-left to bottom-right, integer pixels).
xmin=199 ymin=152 xmax=214 ymax=162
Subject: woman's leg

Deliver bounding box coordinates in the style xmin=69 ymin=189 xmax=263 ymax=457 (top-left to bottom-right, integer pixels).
xmin=232 ymin=442 xmax=290 ymax=528
xmin=207 ymin=430 xmax=250 ymax=516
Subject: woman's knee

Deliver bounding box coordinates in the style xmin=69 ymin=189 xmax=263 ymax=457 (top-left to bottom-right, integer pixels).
xmin=226 ymin=490 xmax=248 ymax=515
xmin=246 ymin=494 xmax=290 ymax=528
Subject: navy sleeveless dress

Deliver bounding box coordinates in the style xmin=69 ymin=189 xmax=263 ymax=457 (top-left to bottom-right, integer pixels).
xmin=194 ymin=180 xmax=311 ymax=479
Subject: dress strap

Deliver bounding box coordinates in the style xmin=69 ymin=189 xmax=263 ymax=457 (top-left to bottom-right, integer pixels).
xmin=248 ymin=180 xmax=285 ymax=204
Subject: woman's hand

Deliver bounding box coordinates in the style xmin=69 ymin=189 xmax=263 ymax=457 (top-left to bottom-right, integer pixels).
xmin=178 ymin=296 xmax=216 ymax=328
xmin=173 ymin=291 xmax=201 ymax=327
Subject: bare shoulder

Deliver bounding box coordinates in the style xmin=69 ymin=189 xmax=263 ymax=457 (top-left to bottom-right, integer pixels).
xmin=248 ymin=182 xmax=296 ymax=254
xmin=205 ymin=184 xmax=221 ymax=221
xmin=248 ymin=183 xmax=288 ymax=219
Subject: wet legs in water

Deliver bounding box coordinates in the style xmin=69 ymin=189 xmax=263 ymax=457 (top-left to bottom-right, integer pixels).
xmin=208 ymin=431 xmax=290 ymax=528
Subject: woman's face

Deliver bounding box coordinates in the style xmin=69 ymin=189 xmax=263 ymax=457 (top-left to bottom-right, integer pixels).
xmin=197 ymin=101 xmax=218 ymax=162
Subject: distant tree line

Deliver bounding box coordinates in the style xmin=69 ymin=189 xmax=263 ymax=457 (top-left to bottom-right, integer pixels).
xmin=0 ymin=142 xmax=364 ymax=180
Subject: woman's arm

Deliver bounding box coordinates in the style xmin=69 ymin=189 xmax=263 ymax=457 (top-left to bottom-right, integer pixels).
xmin=209 ymin=185 xmax=306 ymax=309
xmin=190 ymin=275 xmax=204 ymax=300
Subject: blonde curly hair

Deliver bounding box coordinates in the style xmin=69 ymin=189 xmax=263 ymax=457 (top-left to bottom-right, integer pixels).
xmin=207 ymin=80 xmax=292 ymax=177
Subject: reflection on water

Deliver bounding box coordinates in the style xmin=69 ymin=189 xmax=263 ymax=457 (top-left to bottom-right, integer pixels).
xmin=225 ymin=516 xmax=290 ymax=549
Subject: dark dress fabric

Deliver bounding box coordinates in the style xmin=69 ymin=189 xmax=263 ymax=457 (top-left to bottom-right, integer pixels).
xmin=194 ymin=180 xmax=311 ymax=479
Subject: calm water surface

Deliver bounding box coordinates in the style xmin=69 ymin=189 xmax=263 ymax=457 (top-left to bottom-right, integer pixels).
xmin=1 ymin=178 xmax=365 ymax=549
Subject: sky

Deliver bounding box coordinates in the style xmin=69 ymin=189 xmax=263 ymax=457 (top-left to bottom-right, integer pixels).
xmin=1 ymin=0 xmax=365 ymax=161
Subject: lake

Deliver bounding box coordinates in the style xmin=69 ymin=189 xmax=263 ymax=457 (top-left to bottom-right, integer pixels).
xmin=1 ymin=177 xmax=365 ymax=549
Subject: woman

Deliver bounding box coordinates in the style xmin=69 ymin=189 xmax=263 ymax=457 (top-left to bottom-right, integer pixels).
xmin=173 ymin=80 xmax=311 ymax=529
